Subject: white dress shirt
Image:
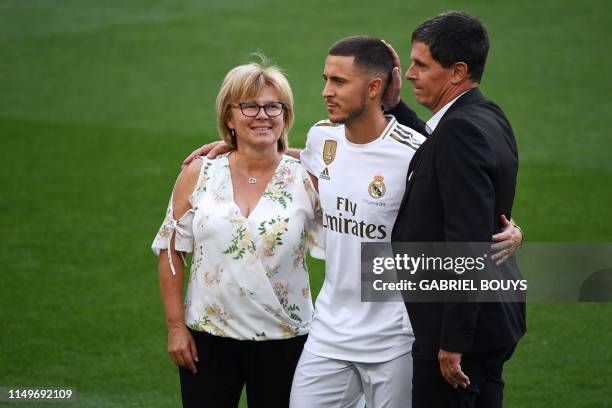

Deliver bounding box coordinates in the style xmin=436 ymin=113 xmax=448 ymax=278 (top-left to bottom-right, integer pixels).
xmin=425 ymin=90 xmax=471 ymax=134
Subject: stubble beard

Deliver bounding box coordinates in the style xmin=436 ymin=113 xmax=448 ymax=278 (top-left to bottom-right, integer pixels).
xmin=329 ymin=96 xmax=367 ymax=125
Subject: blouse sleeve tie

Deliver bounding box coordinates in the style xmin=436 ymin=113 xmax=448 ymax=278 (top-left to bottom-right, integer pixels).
xmin=151 ymin=208 xmax=195 ymax=276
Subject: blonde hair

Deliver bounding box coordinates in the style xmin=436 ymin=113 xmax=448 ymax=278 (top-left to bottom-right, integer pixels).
xmin=215 ymin=57 xmax=294 ymax=152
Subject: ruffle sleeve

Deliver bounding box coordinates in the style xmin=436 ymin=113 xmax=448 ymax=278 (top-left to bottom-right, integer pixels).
xmin=151 ymin=157 xmax=210 ymax=275
xmin=151 ymin=196 xmax=195 ymax=276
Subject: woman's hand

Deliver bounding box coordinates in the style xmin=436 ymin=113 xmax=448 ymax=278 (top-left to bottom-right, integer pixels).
xmin=167 ymin=323 xmax=199 ymax=374
xmin=491 ymin=215 xmax=523 ymax=265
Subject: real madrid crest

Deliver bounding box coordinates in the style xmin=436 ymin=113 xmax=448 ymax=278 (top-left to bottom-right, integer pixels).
xmin=368 ymin=174 xmax=386 ymax=199
xmin=322 ymin=140 xmax=337 ymax=166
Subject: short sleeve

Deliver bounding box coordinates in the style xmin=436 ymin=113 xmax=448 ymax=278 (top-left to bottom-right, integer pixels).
xmin=299 ymin=126 xmax=324 ymax=178
xmin=151 ymin=194 xmax=195 ymax=275
xmin=151 ymin=157 xmax=211 ymax=275
xmin=151 ymin=199 xmax=195 ymax=255
xmin=300 ymin=165 xmax=325 ymax=260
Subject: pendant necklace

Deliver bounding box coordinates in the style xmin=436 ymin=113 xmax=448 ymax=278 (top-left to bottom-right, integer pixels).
xmin=232 ymin=152 xmax=280 ymax=185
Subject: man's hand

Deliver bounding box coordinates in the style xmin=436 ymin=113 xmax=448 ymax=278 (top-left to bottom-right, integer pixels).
xmin=438 ymin=349 xmax=470 ymax=389
xmin=168 ymin=324 xmax=199 ymax=374
xmin=382 ymin=40 xmax=403 ymax=111
xmin=284 ymin=147 xmax=302 ymax=161
xmin=182 ymin=141 xmax=231 ymax=167
xmin=491 ymin=215 xmax=523 ymax=265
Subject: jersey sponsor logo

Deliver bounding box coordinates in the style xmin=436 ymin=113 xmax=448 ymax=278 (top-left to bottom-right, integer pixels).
xmin=322 ymin=140 xmax=337 ymax=166
xmin=322 ymin=197 xmax=387 ymax=239
xmin=368 ymin=174 xmax=386 ymax=199
xmin=320 ymin=167 xmax=331 ymax=180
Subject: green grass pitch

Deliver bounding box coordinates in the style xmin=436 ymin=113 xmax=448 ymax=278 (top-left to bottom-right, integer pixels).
xmin=1 ymin=0 xmax=611 ymax=406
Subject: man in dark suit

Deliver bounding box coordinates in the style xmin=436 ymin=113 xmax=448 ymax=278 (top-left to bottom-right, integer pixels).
xmin=386 ymin=11 xmax=526 ymax=408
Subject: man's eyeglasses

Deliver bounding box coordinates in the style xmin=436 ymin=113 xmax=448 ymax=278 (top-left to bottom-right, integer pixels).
xmin=232 ymin=102 xmax=284 ymax=117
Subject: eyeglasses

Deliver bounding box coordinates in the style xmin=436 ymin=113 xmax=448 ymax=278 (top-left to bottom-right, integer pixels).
xmin=232 ymin=102 xmax=284 ymax=117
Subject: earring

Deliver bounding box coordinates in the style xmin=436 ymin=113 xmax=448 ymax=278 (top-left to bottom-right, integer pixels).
xmin=230 ymin=128 xmax=236 ymax=138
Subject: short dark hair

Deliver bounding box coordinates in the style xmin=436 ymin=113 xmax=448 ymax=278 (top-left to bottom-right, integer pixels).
xmin=412 ymin=11 xmax=489 ymax=83
xmin=328 ymin=36 xmax=393 ymax=86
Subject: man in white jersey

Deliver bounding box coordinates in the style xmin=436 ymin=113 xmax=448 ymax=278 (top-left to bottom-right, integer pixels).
xmin=182 ymin=36 xmax=523 ymax=408
xmin=289 ymin=36 xmax=425 ymax=408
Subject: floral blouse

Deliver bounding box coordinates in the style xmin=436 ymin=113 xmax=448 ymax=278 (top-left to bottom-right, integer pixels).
xmin=152 ymin=154 xmax=324 ymax=340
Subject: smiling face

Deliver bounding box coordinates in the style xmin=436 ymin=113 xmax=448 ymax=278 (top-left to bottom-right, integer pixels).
xmin=322 ymin=55 xmax=369 ymax=124
xmin=226 ymin=85 xmax=284 ymax=151
xmin=406 ymin=41 xmax=455 ymax=113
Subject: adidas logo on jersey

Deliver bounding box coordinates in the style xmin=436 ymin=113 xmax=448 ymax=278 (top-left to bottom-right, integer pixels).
xmin=320 ymin=167 xmax=331 ymax=180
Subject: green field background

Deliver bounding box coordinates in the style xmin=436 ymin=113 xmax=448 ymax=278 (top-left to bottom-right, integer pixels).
xmin=1 ymin=0 xmax=611 ymax=406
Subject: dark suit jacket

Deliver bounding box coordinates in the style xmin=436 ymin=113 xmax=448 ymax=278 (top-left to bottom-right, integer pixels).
xmin=389 ymin=88 xmax=526 ymax=358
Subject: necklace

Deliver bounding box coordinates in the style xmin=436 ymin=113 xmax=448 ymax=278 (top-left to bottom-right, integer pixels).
xmin=231 ymin=152 xmax=280 ymax=185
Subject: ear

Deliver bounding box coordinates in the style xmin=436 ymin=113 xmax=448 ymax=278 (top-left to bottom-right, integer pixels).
xmin=450 ymin=62 xmax=469 ymax=84
xmin=226 ymin=115 xmax=235 ymax=132
xmin=367 ymin=77 xmax=384 ymax=99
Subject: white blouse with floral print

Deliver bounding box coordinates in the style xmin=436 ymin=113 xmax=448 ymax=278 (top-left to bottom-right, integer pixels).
xmin=152 ymin=154 xmax=324 ymax=340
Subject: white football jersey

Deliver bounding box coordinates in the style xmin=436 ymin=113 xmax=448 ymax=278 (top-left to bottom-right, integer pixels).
xmin=300 ymin=115 xmax=426 ymax=362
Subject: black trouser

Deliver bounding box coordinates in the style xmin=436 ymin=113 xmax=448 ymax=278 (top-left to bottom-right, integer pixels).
xmin=179 ymin=329 xmax=307 ymax=408
xmin=412 ymin=344 xmax=517 ymax=408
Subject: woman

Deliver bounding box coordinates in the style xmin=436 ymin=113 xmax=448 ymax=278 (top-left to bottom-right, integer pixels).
xmin=152 ymin=60 xmax=323 ymax=407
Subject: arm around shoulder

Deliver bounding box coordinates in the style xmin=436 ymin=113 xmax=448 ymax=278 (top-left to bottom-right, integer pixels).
xmin=386 ymin=100 xmax=427 ymax=135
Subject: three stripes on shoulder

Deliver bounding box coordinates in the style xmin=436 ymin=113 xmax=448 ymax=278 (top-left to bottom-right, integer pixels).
xmin=388 ymin=127 xmax=421 ymax=150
